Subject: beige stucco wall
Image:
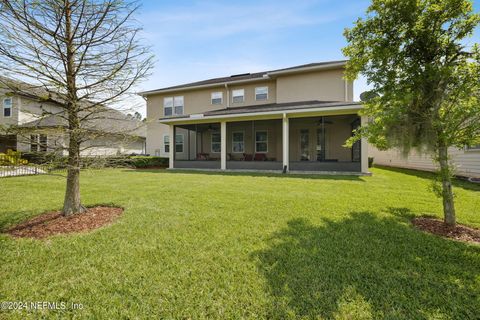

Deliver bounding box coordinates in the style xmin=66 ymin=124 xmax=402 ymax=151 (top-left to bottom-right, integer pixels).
xmin=145 ymin=67 xmax=353 ymax=157
xmin=276 ymin=69 xmax=352 ymax=103
xmin=0 ymin=91 xmax=20 ymax=127
xmin=370 ymin=147 xmax=480 ymax=178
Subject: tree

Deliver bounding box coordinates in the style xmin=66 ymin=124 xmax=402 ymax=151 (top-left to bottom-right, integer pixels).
xmin=343 ymin=0 xmax=480 ymax=226
xmin=0 ymin=0 xmax=153 ymax=215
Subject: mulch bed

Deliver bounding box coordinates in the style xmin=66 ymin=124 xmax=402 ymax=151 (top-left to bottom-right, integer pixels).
xmin=6 ymin=206 xmax=123 ymax=239
xmin=412 ymin=217 xmax=480 ymax=244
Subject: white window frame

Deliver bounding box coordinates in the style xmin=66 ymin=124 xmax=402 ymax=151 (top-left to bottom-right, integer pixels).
xmin=30 ymin=134 xmax=39 ymax=152
xmin=175 ymin=133 xmax=184 ymax=153
xmin=39 ymin=134 xmax=48 ymax=152
xmin=163 ymin=134 xmax=170 ymax=154
xmin=211 ymin=92 xmax=223 ymax=105
xmin=211 ymin=131 xmax=221 ymax=153
xmin=255 ymin=130 xmax=268 ymax=153
xmin=232 ymin=131 xmax=245 ymax=153
xmin=255 ymin=86 xmax=269 ymax=101
xmin=164 ymin=96 xmax=184 ymax=116
xmin=232 ymin=89 xmax=244 ymax=104
xmin=3 ymin=98 xmax=12 ymax=118
xmin=174 ymin=96 xmax=184 ymax=115
xmin=163 ymin=97 xmax=173 ymax=116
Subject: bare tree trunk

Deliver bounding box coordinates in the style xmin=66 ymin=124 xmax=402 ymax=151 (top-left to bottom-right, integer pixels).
xmin=63 ymin=131 xmax=85 ymax=215
xmin=437 ymin=144 xmax=456 ymax=227
xmin=62 ymin=0 xmax=85 ymax=216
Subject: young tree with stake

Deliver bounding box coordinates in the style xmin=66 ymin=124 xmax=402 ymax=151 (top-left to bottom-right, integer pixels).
xmin=0 ymin=0 xmax=153 ymax=215
xmin=343 ymin=0 xmax=480 ymax=227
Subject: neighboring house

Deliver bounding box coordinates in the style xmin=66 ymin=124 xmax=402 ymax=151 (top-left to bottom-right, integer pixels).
xmin=370 ymin=146 xmax=480 ymax=178
xmin=141 ymin=61 xmax=369 ymax=173
xmin=0 ymin=77 xmax=146 ymax=156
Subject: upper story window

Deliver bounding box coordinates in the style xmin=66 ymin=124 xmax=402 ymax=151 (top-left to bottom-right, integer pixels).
xmin=211 ymin=92 xmax=223 ymax=105
xmin=232 ymin=89 xmax=244 ymax=104
xmin=255 ymin=87 xmax=268 ymax=101
xmin=164 ymin=96 xmax=184 ymax=116
xmin=3 ymin=98 xmax=12 ymax=117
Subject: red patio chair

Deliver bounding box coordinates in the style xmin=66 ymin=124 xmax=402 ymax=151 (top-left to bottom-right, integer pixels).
xmin=254 ymin=153 xmax=267 ymax=161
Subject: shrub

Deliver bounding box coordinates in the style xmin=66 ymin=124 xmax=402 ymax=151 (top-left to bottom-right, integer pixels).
xmin=0 ymin=149 xmax=28 ymax=166
xmin=129 ymin=156 xmax=168 ymax=168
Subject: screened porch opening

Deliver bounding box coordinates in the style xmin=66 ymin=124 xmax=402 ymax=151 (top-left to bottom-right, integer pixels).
xmin=288 ymin=114 xmax=361 ymax=172
xmin=173 ymin=123 xmax=221 ymax=169
xmin=226 ymin=120 xmax=283 ymax=171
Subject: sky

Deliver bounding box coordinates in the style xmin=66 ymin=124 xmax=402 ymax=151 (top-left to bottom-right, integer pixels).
xmin=132 ymin=0 xmax=480 ymax=114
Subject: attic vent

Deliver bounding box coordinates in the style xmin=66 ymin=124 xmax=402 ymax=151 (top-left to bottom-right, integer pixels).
xmin=230 ymin=73 xmax=250 ymax=78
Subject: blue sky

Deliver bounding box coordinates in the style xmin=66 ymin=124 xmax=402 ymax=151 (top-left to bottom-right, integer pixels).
xmin=135 ymin=0 xmax=480 ymax=108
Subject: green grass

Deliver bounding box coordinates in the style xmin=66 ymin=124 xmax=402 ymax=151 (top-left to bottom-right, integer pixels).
xmin=0 ymin=167 xmax=479 ymax=319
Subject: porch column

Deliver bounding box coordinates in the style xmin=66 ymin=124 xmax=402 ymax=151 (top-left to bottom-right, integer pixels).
xmin=282 ymin=113 xmax=289 ymax=172
xmin=169 ymin=125 xmax=175 ymax=169
xmin=220 ymin=121 xmax=227 ymax=170
xmin=361 ymin=116 xmax=369 ymax=173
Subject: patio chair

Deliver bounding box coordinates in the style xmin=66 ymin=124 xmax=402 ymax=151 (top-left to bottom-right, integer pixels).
xmin=196 ymin=153 xmax=209 ymax=161
xmin=253 ymin=153 xmax=267 ymax=161
xmin=243 ymin=153 xmax=253 ymax=161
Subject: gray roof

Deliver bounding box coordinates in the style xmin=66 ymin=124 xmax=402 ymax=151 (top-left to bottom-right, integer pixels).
xmin=159 ymin=100 xmax=361 ymax=121
xmin=141 ymin=60 xmax=347 ymax=95
xmin=20 ymin=109 xmax=146 ymax=138
xmin=1 ymin=76 xmax=146 ymax=138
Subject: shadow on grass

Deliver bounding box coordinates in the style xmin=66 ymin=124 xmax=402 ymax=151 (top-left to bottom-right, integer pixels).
xmin=374 ymin=165 xmax=480 ymax=192
xmin=253 ymin=212 xmax=480 ymax=319
xmin=122 ymin=168 xmax=366 ymax=181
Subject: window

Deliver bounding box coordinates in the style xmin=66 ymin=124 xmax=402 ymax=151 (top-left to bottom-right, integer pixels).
xmin=164 ymin=135 xmax=170 ymax=153
xmin=30 ymin=134 xmax=38 ymax=152
xmin=211 ymin=132 xmax=221 ymax=153
xmin=174 ymin=96 xmax=184 ymax=115
xmin=39 ymin=134 xmax=48 ymax=152
xmin=255 ymin=87 xmax=268 ymax=101
xmin=211 ymin=92 xmax=223 ymax=105
xmin=232 ymin=132 xmax=244 ymax=153
xmin=3 ymin=98 xmax=12 ymax=117
xmin=232 ymin=89 xmax=244 ymax=103
xmin=163 ymin=96 xmax=184 ymax=116
xmin=175 ymin=134 xmax=184 ymax=153
xmin=255 ymin=131 xmax=268 ymax=153
xmin=164 ymin=97 xmax=173 ymax=116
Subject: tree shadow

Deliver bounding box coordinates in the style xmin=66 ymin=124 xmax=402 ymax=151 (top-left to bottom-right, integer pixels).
xmin=375 ymin=165 xmax=480 ymax=192
xmin=253 ymin=212 xmax=480 ymax=319
xmin=122 ymin=169 xmax=366 ymax=182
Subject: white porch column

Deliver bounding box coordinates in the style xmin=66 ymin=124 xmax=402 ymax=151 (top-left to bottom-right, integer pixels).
xmin=220 ymin=121 xmax=227 ymax=170
xmin=282 ymin=113 xmax=289 ymax=172
xmin=169 ymin=125 xmax=175 ymax=169
xmin=360 ymin=116 xmax=369 ymax=173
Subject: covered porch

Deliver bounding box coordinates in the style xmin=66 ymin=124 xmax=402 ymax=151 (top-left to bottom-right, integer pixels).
xmin=162 ymin=103 xmax=368 ymax=174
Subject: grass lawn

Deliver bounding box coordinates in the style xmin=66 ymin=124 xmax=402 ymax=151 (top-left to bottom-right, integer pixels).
xmin=0 ymin=167 xmax=479 ymax=319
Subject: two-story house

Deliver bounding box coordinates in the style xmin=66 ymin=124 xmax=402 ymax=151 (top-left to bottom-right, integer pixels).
xmin=0 ymin=77 xmax=146 ymax=156
xmin=141 ymin=60 xmax=368 ymax=173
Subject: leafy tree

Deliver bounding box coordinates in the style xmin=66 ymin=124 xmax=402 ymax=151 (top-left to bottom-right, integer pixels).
xmin=343 ymin=0 xmax=480 ymax=226
xmin=0 ymin=0 xmax=153 ymax=215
